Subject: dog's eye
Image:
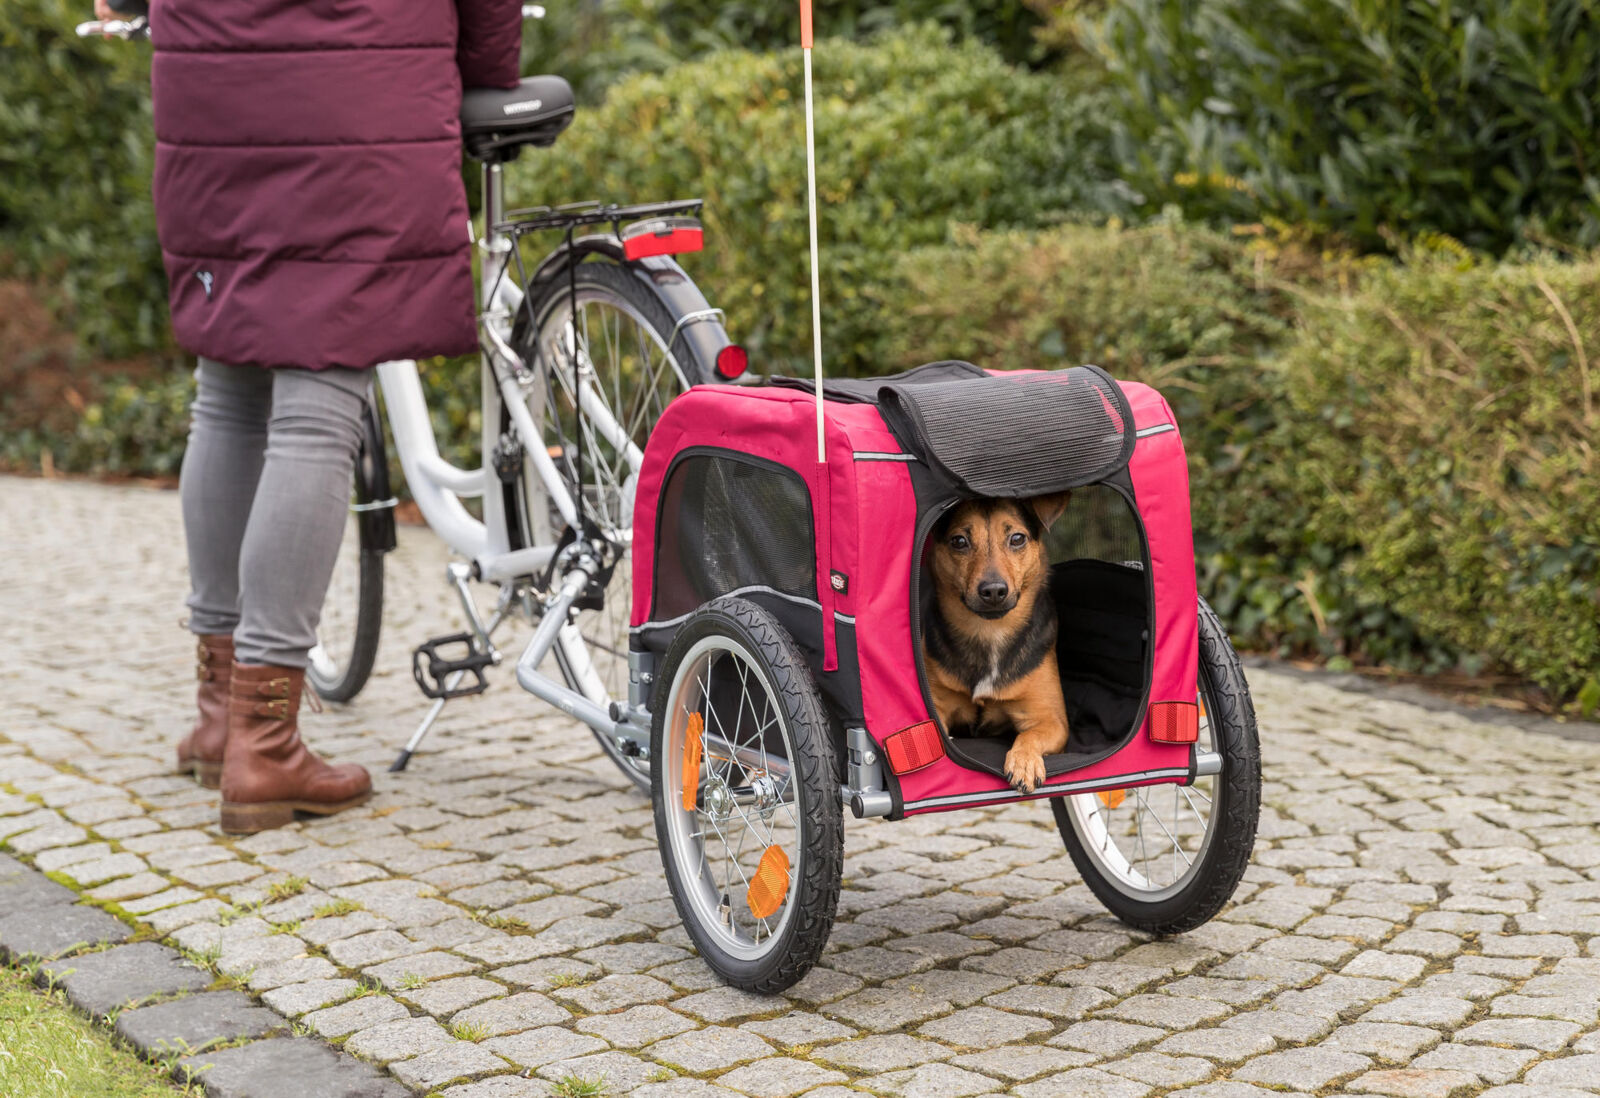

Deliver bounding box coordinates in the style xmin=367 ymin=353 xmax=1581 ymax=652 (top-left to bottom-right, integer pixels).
xmin=949 ymin=534 xmax=970 ymax=551
xmin=1008 ymin=532 xmax=1027 ymax=549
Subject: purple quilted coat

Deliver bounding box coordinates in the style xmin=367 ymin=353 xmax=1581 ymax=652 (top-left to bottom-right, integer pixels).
xmin=148 ymin=0 xmax=522 ymax=370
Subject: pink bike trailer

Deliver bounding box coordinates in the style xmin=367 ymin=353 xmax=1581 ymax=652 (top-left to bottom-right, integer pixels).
xmin=630 ymin=362 xmax=1200 ymax=816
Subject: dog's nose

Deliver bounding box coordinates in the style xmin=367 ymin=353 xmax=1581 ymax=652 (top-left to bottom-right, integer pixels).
xmin=977 ymin=579 xmax=1009 ymax=606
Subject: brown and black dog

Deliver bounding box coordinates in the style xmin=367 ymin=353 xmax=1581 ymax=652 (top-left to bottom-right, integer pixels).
xmin=922 ymin=494 xmax=1072 ymax=793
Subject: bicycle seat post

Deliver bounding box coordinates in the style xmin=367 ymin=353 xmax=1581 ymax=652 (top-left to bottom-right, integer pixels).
xmin=480 ymin=161 xmax=513 ymax=317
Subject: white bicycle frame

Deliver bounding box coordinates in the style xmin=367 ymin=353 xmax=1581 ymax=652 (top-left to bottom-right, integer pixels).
xmin=376 ymin=160 xmax=649 ymax=756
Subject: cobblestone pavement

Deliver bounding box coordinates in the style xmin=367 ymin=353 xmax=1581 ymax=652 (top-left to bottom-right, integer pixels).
xmin=4 ymin=474 xmax=1600 ymax=1098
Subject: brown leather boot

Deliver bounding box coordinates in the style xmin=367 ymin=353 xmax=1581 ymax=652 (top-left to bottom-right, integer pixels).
xmin=220 ymin=663 xmax=371 ymax=834
xmin=175 ymin=634 xmax=233 ymax=788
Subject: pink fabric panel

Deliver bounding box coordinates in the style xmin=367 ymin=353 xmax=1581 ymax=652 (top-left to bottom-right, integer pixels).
xmin=1123 ymin=384 xmax=1199 ymax=714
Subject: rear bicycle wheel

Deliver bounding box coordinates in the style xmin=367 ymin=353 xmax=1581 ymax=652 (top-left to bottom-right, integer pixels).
xmin=511 ymin=258 xmax=725 ymax=790
xmin=1052 ymin=596 xmax=1260 ymax=932
xmin=308 ymin=399 xmax=391 ymax=702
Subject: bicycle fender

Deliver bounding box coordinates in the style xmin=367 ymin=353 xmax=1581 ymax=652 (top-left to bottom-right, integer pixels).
xmin=531 ymin=234 xmax=733 ymax=373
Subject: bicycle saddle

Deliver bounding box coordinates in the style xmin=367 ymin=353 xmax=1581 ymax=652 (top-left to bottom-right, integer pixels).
xmin=462 ymin=76 xmax=576 ymax=161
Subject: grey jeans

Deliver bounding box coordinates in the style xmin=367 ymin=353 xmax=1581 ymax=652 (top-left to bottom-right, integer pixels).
xmin=180 ymin=358 xmax=370 ymax=668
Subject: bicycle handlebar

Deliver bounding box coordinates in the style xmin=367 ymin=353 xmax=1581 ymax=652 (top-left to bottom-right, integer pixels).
xmin=75 ymin=16 xmax=148 ymax=40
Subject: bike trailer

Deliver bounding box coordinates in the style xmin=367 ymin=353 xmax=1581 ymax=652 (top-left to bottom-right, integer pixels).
xmin=629 ymin=361 xmax=1203 ymax=816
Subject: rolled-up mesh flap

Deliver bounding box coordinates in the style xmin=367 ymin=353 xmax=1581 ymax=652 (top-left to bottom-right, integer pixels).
xmin=877 ymin=366 xmax=1134 ymax=496
xmin=769 ymin=359 xmax=986 ymax=405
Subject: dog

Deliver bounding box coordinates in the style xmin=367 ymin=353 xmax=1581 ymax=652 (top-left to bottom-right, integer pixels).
xmin=922 ymin=494 xmax=1072 ymax=793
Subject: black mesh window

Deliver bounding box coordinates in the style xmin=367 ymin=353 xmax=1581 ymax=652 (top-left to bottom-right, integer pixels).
xmin=1045 ymin=483 xmax=1145 ymax=568
xmin=652 ymin=453 xmax=817 ymax=622
xmin=878 ymin=366 xmax=1133 ymax=496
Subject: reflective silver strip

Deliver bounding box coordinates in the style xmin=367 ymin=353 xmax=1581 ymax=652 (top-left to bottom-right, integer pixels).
xmin=349 ymin=497 xmax=399 ymax=513
xmin=901 ymin=766 xmax=1193 ymax=812
xmin=852 ymin=452 xmax=917 ymax=462
xmin=1135 ymin=423 xmax=1176 ymax=439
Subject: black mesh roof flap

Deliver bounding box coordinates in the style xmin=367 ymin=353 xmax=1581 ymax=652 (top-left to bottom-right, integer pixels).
xmin=769 ymin=360 xmax=986 ymax=404
xmin=876 ymin=365 xmax=1135 ymax=497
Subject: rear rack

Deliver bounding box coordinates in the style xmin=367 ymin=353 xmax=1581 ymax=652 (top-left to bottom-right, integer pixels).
xmin=494 ymin=199 xmax=704 ymax=238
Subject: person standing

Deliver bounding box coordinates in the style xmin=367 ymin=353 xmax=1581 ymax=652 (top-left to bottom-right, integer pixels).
xmin=107 ymin=0 xmax=524 ymax=832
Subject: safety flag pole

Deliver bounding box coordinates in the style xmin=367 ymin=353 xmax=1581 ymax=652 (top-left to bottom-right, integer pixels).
xmin=800 ymin=0 xmax=826 ymax=464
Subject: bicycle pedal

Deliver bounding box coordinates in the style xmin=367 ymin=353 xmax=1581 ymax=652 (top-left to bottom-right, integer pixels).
xmin=411 ymin=633 xmax=493 ymax=700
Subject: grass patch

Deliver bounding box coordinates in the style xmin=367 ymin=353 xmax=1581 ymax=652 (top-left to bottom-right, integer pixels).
xmin=312 ymin=899 xmax=359 ymax=919
xmin=447 ymin=1020 xmax=490 ymax=1042
xmin=395 ymin=972 xmax=425 ymax=991
xmin=264 ymin=877 xmax=307 ymax=903
xmin=0 ymin=964 xmax=193 ymax=1097
xmin=549 ymin=1074 xmax=607 ymax=1098
xmin=547 ymin=972 xmax=594 ymax=990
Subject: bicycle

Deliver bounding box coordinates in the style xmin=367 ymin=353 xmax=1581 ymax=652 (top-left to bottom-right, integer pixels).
xmin=79 ymin=7 xmax=744 ymax=791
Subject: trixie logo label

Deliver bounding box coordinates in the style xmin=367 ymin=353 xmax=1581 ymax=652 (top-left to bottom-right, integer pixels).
xmin=196 ymin=270 xmax=214 ymax=300
xmin=502 ymin=99 xmax=543 ymax=115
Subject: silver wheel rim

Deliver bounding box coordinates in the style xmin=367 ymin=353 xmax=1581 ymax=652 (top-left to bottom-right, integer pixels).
xmin=662 ymin=634 xmax=803 ymax=961
xmin=1063 ymin=670 xmax=1223 ymax=901
xmin=308 ymin=491 xmax=363 ymax=693
xmin=531 ymin=289 xmax=690 ymax=733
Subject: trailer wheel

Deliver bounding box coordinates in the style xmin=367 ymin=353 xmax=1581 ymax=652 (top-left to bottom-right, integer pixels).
xmin=651 ymin=596 xmax=842 ymax=992
xmin=1052 ymin=596 xmax=1261 ymax=933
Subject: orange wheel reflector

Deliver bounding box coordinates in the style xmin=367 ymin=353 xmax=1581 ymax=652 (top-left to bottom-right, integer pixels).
xmin=746 ymin=845 xmax=790 ymax=920
xmin=1097 ymin=788 xmax=1127 ymax=809
xmin=682 ymin=712 xmax=704 ymax=812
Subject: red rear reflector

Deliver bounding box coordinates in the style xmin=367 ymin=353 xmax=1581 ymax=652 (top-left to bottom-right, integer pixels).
xmin=715 ymin=344 xmax=748 ymax=379
xmin=622 ymin=217 xmax=704 ymax=261
xmin=884 ymin=721 xmax=944 ymax=774
xmin=1149 ymin=700 xmax=1199 ymax=744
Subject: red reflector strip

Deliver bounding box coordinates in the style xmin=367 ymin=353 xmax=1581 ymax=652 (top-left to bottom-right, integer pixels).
xmin=884 ymin=721 xmax=944 ymax=774
xmin=623 ymin=226 xmax=703 ymax=261
xmin=1148 ymin=701 xmax=1199 ymax=744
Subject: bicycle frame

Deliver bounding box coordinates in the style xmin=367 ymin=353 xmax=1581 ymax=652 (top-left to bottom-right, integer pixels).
xmin=375 ymin=160 xmax=657 ymax=755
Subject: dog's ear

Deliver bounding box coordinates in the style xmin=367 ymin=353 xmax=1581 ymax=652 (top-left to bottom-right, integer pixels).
xmin=1027 ymin=492 xmax=1072 ymax=531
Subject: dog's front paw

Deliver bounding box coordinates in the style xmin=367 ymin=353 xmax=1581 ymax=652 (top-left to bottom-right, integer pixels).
xmin=1004 ymin=747 xmax=1047 ymax=794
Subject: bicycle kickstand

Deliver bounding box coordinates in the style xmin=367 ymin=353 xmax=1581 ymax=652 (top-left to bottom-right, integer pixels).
xmin=390 ymin=562 xmax=510 ymax=772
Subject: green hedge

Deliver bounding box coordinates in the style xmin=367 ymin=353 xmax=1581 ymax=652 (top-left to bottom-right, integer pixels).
xmin=1285 ymin=251 xmax=1600 ymax=705
xmin=519 ymin=26 xmax=1127 ymax=373
xmin=0 ymin=0 xmax=165 ymax=358
xmin=1091 ymin=0 xmax=1600 ymax=253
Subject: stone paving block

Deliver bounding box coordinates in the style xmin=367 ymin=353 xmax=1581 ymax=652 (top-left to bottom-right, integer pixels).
xmin=1219 ymin=1008 xmax=1336 ymax=1043
xmin=1098 ymin=1052 xmax=1218 ymax=1091
xmin=1520 ymin=1053 xmax=1600 ymax=1090
xmin=247 ymin=955 xmax=340 ymax=991
xmin=863 ymin=1062 xmax=1005 ymax=1098
xmin=0 ymin=901 xmax=130 ymax=960
xmin=449 ymin=990 xmax=569 ymax=1036
xmin=365 ymin=949 xmax=480 ymax=990
xmin=673 ymin=984 xmax=789 ymax=1023
xmin=115 ymin=990 xmax=286 ymax=1056
xmin=916 ymin=1005 xmax=1052 ymax=1048
xmin=39 ymin=941 xmax=209 ymax=1015
xmin=178 ymin=1036 xmax=410 ymax=1098
xmin=824 ymin=984 xmax=953 ymax=1032
xmin=553 ymin=972 xmax=675 ymax=1012
xmin=1347 ymin=1068 xmax=1483 ymax=1098
xmin=1152 ymin=1028 xmax=1276 ymax=1063
xmin=404 ymin=975 xmax=507 ymax=1017
xmin=304 ymin=994 xmax=412 ymax=1039
xmin=740 ymin=1011 xmax=857 ymax=1048
xmin=484 ymin=1026 xmax=609 ymax=1069
xmin=262 ymin=978 xmax=361 ymax=1016
xmin=1233 ymin=1047 xmax=1372 ymax=1089
xmin=576 ymin=1003 xmax=696 ymax=1048
xmin=1105 ymin=992 xmax=1233 ymax=1028
xmin=647 ymin=1025 xmax=774 ymax=1073
xmin=715 ymin=1055 xmax=847 ymax=1098
xmin=344 ymin=1016 xmax=455 ymax=1063
xmin=1013 ymin=1067 xmax=1154 ymax=1098
xmin=0 ymin=857 xmax=78 ymax=914
xmin=1325 ymin=1021 xmax=1443 ymax=1061
xmin=811 ymin=1034 xmax=956 ymax=1072
xmin=1453 ymin=1017 xmax=1581 ymax=1050
xmin=951 ymin=1046 xmax=1097 ymax=1082
xmin=536 ymin=1050 xmax=672 ymax=1092
xmin=438 ymin=1078 xmax=552 ymax=1098
xmin=390 ymin=1042 xmax=510 ymax=1090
